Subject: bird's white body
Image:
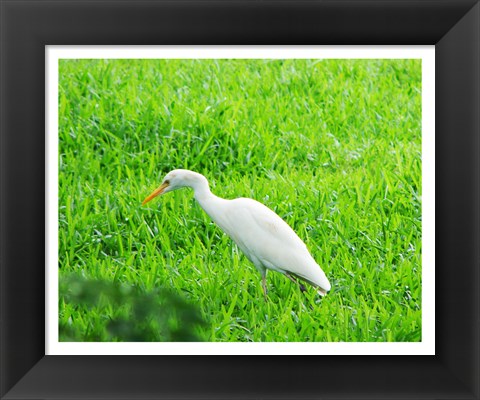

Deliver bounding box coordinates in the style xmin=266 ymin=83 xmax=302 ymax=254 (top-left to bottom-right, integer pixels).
xmin=143 ymin=169 xmax=331 ymax=296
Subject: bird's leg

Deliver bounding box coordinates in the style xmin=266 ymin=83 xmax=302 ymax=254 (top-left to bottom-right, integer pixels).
xmin=285 ymin=273 xmax=307 ymax=293
xmin=262 ymin=274 xmax=268 ymax=301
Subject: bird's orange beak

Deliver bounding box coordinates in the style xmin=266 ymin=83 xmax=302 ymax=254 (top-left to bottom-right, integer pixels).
xmin=142 ymin=182 xmax=169 ymax=205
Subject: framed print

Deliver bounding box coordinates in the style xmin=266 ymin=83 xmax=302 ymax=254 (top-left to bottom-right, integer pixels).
xmin=46 ymin=46 xmax=433 ymax=356
xmin=1 ymin=1 xmax=479 ymax=399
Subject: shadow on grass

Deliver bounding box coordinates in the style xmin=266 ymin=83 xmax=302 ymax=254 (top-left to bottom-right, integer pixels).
xmin=60 ymin=274 xmax=207 ymax=342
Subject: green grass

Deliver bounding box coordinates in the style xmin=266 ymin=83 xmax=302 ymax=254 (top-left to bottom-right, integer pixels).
xmin=58 ymin=58 xmax=422 ymax=342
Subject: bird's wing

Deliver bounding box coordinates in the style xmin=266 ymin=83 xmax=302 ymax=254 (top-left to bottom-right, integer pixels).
xmin=221 ymin=198 xmax=330 ymax=291
xmin=225 ymin=198 xmax=308 ymax=252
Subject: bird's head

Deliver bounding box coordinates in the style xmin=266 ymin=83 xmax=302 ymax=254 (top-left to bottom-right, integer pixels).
xmin=142 ymin=169 xmax=207 ymax=205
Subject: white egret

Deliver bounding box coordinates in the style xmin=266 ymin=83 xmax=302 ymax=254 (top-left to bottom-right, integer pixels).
xmin=142 ymin=169 xmax=331 ymax=298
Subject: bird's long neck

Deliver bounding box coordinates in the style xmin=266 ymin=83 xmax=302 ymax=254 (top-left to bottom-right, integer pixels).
xmin=192 ymin=181 xmax=214 ymax=203
xmin=191 ymin=176 xmax=229 ymax=226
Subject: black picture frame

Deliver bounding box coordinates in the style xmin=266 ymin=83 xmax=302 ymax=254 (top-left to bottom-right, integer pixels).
xmin=1 ymin=0 xmax=479 ymax=399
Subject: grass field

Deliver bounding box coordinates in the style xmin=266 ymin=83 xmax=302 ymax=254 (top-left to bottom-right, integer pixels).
xmin=58 ymin=58 xmax=422 ymax=342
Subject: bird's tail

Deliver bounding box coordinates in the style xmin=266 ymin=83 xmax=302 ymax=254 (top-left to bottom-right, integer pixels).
xmin=317 ymin=287 xmax=328 ymax=297
xmin=290 ymin=270 xmax=331 ymax=296
xmin=289 ymin=257 xmax=331 ymax=296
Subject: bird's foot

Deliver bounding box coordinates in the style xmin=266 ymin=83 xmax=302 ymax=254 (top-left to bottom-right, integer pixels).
xmin=286 ymin=273 xmax=307 ymax=294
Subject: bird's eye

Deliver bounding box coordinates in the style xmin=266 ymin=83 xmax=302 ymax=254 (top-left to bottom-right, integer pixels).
xmin=164 ymin=180 xmax=170 ymax=185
